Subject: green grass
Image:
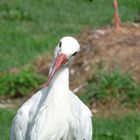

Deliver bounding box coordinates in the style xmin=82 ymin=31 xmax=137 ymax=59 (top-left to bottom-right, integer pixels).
xmin=80 ymin=69 xmax=140 ymax=106
xmin=93 ymin=114 xmax=140 ymax=140
xmin=0 ymin=109 xmax=16 ymax=140
xmin=0 ymin=0 xmax=139 ymax=71
xmin=0 ymin=68 xmax=46 ymax=97
xmin=1 ymin=108 xmax=140 ymax=140
xmin=0 ymin=1 xmax=140 ymax=139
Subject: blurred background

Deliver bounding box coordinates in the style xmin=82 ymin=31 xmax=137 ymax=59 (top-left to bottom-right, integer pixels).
xmin=0 ymin=0 xmax=140 ymax=139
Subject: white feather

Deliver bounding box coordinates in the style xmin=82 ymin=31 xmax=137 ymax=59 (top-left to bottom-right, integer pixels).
xmin=10 ymin=37 xmax=93 ymax=140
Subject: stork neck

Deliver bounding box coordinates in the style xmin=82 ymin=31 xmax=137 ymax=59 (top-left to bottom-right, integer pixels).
xmin=49 ymin=65 xmax=69 ymax=90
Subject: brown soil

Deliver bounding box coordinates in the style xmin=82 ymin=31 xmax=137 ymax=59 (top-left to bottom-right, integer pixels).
xmin=76 ymin=23 xmax=140 ymax=85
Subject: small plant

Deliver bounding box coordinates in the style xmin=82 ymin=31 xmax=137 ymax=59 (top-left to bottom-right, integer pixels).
xmin=0 ymin=68 xmax=46 ymax=97
xmin=80 ymin=69 xmax=140 ymax=105
xmin=0 ymin=4 xmax=34 ymax=22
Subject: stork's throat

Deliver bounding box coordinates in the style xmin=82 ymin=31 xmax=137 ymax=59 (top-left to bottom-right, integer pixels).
xmin=50 ymin=65 xmax=69 ymax=89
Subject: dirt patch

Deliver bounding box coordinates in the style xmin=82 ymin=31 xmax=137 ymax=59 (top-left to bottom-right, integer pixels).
xmin=90 ymin=98 xmax=140 ymax=117
xmin=76 ymin=23 xmax=140 ymax=83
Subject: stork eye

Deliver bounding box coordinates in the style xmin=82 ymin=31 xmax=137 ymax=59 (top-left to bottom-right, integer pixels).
xmin=59 ymin=42 xmax=62 ymax=48
xmin=72 ymin=52 xmax=77 ymax=56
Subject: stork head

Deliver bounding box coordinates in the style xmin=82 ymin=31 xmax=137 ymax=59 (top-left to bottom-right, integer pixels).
xmin=46 ymin=36 xmax=80 ymax=87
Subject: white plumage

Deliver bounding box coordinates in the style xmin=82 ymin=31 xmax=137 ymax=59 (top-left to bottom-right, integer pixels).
xmin=10 ymin=36 xmax=92 ymax=140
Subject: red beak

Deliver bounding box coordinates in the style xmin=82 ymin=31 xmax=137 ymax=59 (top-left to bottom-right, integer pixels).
xmin=45 ymin=53 xmax=67 ymax=87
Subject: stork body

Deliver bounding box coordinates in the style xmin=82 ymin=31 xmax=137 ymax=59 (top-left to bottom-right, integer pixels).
xmin=10 ymin=37 xmax=92 ymax=140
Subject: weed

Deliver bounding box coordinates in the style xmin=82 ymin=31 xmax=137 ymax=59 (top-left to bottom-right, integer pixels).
xmin=80 ymin=69 xmax=140 ymax=105
xmin=0 ymin=68 xmax=46 ymax=97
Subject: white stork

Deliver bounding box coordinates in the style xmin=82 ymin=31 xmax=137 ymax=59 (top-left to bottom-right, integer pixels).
xmin=10 ymin=36 xmax=92 ymax=140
